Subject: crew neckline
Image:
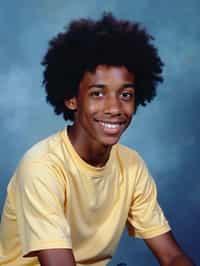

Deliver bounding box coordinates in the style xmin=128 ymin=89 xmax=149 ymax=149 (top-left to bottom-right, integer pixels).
xmin=61 ymin=127 xmax=116 ymax=177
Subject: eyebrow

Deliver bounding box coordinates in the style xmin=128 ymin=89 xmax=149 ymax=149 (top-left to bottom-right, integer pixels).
xmin=88 ymin=83 xmax=135 ymax=89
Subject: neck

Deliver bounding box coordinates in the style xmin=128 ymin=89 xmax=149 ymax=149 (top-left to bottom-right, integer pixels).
xmin=67 ymin=126 xmax=112 ymax=167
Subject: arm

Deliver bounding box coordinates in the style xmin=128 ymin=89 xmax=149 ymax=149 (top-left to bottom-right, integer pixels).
xmin=34 ymin=248 xmax=76 ymax=266
xmin=144 ymin=231 xmax=195 ymax=266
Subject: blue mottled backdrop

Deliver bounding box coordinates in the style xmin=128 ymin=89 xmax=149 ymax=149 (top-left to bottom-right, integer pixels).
xmin=0 ymin=1 xmax=199 ymax=265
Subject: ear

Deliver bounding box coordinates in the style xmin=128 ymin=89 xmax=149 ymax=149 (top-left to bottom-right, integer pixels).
xmin=64 ymin=97 xmax=77 ymax=110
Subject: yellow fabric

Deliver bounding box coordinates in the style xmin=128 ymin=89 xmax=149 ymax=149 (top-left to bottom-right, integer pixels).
xmin=0 ymin=128 xmax=170 ymax=266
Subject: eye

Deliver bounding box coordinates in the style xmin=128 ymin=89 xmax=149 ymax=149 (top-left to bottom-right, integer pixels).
xmin=120 ymin=91 xmax=134 ymax=100
xmin=90 ymin=90 xmax=104 ymax=98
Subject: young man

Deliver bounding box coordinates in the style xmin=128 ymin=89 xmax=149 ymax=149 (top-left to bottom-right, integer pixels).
xmin=0 ymin=13 xmax=194 ymax=266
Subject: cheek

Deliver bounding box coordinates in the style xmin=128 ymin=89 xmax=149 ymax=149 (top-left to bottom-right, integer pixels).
xmin=87 ymin=100 xmax=103 ymax=114
xmin=78 ymin=101 xmax=99 ymax=123
xmin=124 ymin=103 xmax=135 ymax=117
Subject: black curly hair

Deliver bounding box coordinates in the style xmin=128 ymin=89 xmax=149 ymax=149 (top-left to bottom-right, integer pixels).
xmin=42 ymin=12 xmax=164 ymax=121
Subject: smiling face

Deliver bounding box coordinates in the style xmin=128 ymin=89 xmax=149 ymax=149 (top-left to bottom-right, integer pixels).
xmin=65 ymin=65 xmax=135 ymax=151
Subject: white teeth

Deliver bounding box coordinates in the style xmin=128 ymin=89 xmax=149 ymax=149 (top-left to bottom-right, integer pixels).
xmin=101 ymin=122 xmax=120 ymax=129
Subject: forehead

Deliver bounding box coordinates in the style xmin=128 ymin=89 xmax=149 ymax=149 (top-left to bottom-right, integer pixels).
xmin=80 ymin=65 xmax=135 ymax=86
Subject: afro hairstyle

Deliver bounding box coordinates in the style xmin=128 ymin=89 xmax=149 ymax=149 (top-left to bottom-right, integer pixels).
xmin=42 ymin=12 xmax=164 ymax=121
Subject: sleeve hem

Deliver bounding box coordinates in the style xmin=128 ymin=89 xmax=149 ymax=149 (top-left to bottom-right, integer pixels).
xmin=23 ymin=240 xmax=72 ymax=257
xmin=128 ymin=224 xmax=171 ymax=239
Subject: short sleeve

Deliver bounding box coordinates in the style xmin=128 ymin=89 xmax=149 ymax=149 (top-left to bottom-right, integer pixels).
xmin=127 ymin=158 xmax=171 ymax=239
xmin=0 ymin=239 xmax=5 ymax=259
xmin=15 ymin=158 xmax=72 ymax=256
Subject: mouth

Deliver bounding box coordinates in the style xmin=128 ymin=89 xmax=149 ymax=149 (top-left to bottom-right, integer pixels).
xmin=95 ymin=119 xmax=126 ymax=134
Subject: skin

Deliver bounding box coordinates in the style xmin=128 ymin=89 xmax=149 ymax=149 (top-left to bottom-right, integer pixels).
xmin=36 ymin=249 xmax=76 ymax=266
xmin=65 ymin=65 xmax=136 ymax=167
xmin=145 ymin=232 xmax=194 ymax=265
xmin=35 ymin=65 xmax=194 ymax=265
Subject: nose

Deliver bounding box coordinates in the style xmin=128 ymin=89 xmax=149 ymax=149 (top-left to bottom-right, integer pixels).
xmin=103 ymin=94 xmax=122 ymax=116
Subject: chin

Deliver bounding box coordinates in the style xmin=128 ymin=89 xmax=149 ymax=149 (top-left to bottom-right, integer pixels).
xmin=101 ymin=136 xmax=121 ymax=147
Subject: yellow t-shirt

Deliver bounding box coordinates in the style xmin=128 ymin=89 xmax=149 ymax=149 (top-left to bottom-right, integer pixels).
xmin=0 ymin=128 xmax=170 ymax=266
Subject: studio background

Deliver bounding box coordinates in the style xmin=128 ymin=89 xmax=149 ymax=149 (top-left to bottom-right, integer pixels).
xmin=0 ymin=1 xmax=199 ymax=265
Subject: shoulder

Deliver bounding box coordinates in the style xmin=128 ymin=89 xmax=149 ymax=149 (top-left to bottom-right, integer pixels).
xmin=17 ymin=128 xmax=68 ymax=173
xmin=114 ymin=142 xmax=145 ymax=168
xmin=21 ymin=129 xmax=64 ymax=163
xmin=15 ymin=129 xmax=66 ymax=185
xmin=114 ymin=143 xmax=151 ymax=185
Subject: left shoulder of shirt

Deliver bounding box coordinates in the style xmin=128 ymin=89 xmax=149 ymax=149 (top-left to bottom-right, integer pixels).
xmin=114 ymin=143 xmax=145 ymax=167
